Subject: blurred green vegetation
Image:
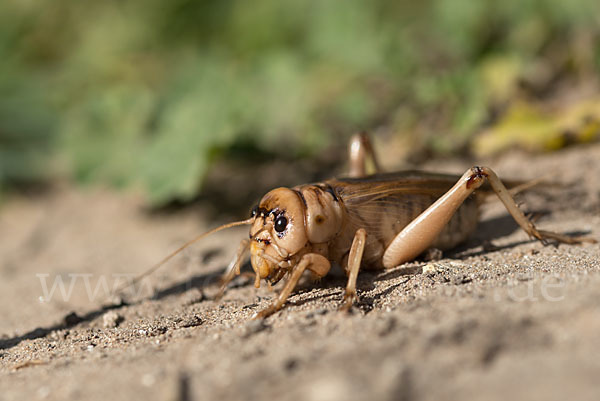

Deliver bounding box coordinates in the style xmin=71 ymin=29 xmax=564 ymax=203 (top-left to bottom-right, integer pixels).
xmin=0 ymin=0 xmax=599 ymax=204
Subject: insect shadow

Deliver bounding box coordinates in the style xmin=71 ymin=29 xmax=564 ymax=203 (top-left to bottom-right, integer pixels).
xmin=0 ymin=303 xmax=124 ymax=350
xmin=452 ymin=212 xmax=593 ymax=258
xmin=150 ymin=270 xmax=223 ymax=300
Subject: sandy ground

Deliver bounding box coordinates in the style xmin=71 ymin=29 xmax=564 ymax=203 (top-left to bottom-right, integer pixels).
xmin=1 ymin=144 xmax=599 ymax=401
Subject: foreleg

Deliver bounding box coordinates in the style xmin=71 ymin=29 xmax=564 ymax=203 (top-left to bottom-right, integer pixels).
xmin=217 ymin=238 xmax=250 ymax=298
xmin=253 ymin=253 xmax=331 ymax=319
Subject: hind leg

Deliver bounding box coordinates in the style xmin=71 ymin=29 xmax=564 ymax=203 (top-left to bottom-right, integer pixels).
xmin=383 ymin=166 xmax=596 ymax=268
xmin=348 ymin=132 xmax=382 ymax=177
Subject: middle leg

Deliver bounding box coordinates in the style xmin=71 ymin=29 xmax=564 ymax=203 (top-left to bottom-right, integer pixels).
xmin=340 ymin=228 xmax=367 ymax=311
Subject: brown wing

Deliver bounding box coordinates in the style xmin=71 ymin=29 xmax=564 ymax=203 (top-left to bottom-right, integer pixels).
xmin=330 ymin=171 xmax=461 ymax=202
xmin=331 ymin=169 xmax=526 ymax=203
xmin=326 ymin=171 xmax=473 ymax=243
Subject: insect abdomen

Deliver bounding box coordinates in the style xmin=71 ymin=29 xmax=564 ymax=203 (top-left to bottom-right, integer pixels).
xmin=335 ymin=192 xmax=479 ymax=267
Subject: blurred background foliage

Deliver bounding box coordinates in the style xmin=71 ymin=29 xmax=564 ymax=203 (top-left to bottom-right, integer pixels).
xmin=0 ymin=0 xmax=599 ymax=205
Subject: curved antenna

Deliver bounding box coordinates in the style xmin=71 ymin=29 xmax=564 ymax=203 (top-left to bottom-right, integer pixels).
xmin=111 ymin=218 xmax=254 ymax=300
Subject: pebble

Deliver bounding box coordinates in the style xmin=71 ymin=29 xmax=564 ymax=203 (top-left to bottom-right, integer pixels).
xmin=49 ymin=330 xmax=68 ymax=341
xmin=102 ymin=311 xmax=123 ymax=328
xmin=176 ymin=315 xmax=203 ymax=328
xmin=423 ymin=263 xmax=442 ymax=275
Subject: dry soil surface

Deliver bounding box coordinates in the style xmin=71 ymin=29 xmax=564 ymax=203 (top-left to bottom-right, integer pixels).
xmin=1 ymin=144 xmax=600 ymax=401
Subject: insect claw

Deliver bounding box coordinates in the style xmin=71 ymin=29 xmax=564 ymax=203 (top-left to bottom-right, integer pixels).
xmin=339 ymin=289 xmax=358 ymax=313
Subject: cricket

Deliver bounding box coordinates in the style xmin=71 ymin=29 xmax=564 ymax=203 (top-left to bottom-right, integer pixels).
xmin=130 ymin=133 xmax=596 ymax=319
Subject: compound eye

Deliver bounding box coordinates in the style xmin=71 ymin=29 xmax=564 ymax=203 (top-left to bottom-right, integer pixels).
xmin=274 ymin=215 xmax=288 ymax=233
xmin=250 ymin=205 xmax=258 ymax=218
